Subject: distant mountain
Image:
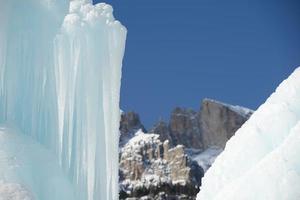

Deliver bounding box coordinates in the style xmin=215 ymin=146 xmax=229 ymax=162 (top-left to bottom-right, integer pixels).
xmin=119 ymin=99 xmax=253 ymax=199
xmin=150 ymin=98 xmax=253 ymax=149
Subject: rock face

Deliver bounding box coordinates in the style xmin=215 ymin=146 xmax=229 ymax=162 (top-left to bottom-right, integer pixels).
xmin=200 ymin=99 xmax=253 ymax=149
xmin=150 ymin=108 xmax=203 ymax=149
xmin=119 ymin=131 xmax=203 ymax=200
xmin=119 ymin=111 xmax=146 ymax=146
xmin=169 ymin=108 xmax=203 ymax=149
xmin=150 ymin=120 xmax=172 ymax=145
xmin=150 ymin=99 xmax=253 ymax=150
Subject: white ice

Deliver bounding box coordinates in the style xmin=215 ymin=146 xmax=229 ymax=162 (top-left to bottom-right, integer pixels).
xmin=0 ymin=0 xmax=126 ymax=200
xmin=197 ymin=67 xmax=300 ymax=200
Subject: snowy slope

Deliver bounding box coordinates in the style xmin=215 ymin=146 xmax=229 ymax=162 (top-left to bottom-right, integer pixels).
xmin=0 ymin=125 xmax=75 ymax=200
xmin=197 ymin=67 xmax=300 ymax=200
xmin=189 ymin=147 xmax=223 ymax=172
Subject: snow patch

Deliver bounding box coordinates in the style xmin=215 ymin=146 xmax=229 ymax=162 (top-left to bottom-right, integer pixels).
xmin=203 ymin=98 xmax=253 ymax=118
xmin=188 ymin=147 xmax=223 ymax=172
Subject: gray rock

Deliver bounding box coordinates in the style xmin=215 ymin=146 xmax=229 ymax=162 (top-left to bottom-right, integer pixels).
xmin=200 ymin=99 xmax=253 ymax=149
xmin=150 ymin=121 xmax=172 ymax=145
xmin=119 ymin=111 xmax=146 ymax=146
xmin=169 ymin=108 xmax=203 ymax=149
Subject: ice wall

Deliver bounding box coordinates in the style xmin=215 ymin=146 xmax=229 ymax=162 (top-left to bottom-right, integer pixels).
xmin=0 ymin=0 xmax=126 ymax=200
xmin=197 ymin=67 xmax=300 ymax=200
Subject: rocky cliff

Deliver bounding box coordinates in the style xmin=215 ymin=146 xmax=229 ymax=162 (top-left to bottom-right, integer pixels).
xmin=200 ymin=99 xmax=253 ymax=149
xmin=119 ymin=131 xmax=203 ymax=199
xmin=120 ymin=111 xmax=146 ymax=146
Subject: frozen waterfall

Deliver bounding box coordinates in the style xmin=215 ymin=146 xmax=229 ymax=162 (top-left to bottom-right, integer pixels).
xmin=0 ymin=0 xmax=126 ymax=200
xmin=197 ymin=67 xmax=300 ymax=200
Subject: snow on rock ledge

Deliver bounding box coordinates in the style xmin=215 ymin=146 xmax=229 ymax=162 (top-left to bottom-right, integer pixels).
xmin=197 ymin=67 xmax=300 ymax=200
xmin=119 ymin=130 xmax=203 ymax=199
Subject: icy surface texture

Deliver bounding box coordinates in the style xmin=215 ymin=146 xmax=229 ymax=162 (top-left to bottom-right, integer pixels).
xmin=0 ymin=0 xmax=126 ymax=200
xmin=0 ymin=125 xmax=75 ymax=200
xmin=197 ymin=67 xmax=300 ymax=200
xmin=0 ymin=182 xmax=34 ymax=200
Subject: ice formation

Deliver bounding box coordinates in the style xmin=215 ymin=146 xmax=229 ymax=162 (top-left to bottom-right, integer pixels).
xmin=0 ymin=0 xmax=126 ymax=200
xmin=197 ymin=67 xmax=300 ymax=200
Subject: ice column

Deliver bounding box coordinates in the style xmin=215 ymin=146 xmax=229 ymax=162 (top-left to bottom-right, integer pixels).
xmin=54 ymin=2 xmax=126 ymax=200
xmin=0 ymin=0 xmax=126 ymax=200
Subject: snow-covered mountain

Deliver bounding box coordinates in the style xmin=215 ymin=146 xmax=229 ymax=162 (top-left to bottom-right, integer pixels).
xmin=197 ymin=68 xmax=300 ymax=200
xmin=119 ymin=131 xmax=203 ymax=200
xmin=119 ymin=98 xmax=253 ymax=199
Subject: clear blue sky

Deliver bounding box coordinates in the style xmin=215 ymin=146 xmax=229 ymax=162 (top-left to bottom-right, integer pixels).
xmin=93 ymin=0 xmax=300 ymax=128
